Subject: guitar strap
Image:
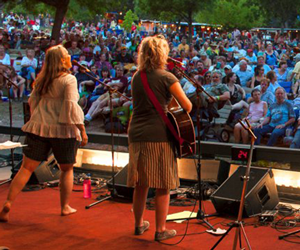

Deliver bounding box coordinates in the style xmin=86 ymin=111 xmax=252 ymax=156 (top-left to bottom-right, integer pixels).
xmin=140 ymin=70 xmax=184 ymax=146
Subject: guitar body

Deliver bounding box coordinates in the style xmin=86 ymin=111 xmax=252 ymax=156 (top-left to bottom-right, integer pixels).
xmin=167 ymin=98 xmax=196 ymax=158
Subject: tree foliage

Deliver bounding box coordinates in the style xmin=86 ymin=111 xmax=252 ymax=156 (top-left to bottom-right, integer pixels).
xmin=196 ymin=0 xmax=265 ymax=30
xmin=134 ymin=0 xmax=211 ymax=42
xmin=249 ymin=0 xmax=300 ymax=28
xmin=2 ymin=0 xmax=125 ymax=41
xmin=121 ymin=10 xmax=138 ymax=32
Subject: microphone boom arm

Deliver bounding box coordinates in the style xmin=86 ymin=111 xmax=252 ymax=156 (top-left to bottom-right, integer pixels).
xmin=170 ymin=59 xmax=215 ymax=102
xmin=77 ymin=70 xmax=131 ymax=102
xmin=0 ymin=71 xmax=19 ymax=89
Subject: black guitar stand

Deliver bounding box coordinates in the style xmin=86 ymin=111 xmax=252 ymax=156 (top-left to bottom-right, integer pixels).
xmin=211 ymin=119 xmax=255 ymax=250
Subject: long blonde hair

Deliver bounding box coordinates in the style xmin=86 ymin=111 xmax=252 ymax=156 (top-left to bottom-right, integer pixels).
xmin=34 ymin=45 xmax=69 ymax=96
xmin=137 ymin=35 xmax=169 ymax=71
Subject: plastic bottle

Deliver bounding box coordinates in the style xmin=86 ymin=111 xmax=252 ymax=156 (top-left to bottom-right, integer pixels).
xmin=83 ymin=174 xmax=92 ymax=198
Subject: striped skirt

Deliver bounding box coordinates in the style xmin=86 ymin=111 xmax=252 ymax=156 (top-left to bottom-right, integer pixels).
xmin=127 ymin=141 xmax=179 ymax=189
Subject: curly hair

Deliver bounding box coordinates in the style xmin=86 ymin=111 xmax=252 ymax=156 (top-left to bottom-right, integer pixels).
xmin=137 ymin=35 xmax=169 ymax=72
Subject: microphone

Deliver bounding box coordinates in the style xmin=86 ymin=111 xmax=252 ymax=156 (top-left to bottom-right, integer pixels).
xmin=72 ymin=60 xmax=90 ymax=72
xmin=168 ymin=57 xmax=184 ymax=65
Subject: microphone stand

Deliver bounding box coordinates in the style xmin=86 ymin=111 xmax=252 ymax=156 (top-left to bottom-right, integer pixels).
xmin=168 ymin=62 xmax=216 ymax=230
xmin=76 ymin=68 xmax=131 ymax=209
xmin=0 ymin=71 xmax=19 ymax=186
xmin=211 ymin=119 xmax=255 ymax=250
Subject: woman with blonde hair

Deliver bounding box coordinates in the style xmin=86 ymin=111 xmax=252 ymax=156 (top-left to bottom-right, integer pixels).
xmin=0 ymin=45 xmax=88 ymax=222
xmin=127 ymin=35 xmax=192 ymax=241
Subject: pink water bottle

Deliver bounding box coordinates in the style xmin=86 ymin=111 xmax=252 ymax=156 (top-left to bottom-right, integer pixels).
xmin=83 ymin=174 xmax=92 ymax=198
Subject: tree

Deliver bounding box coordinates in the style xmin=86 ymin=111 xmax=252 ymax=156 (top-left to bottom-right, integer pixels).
xmin=196 ymin=0 xmax=265 ymax=30
xmin=121 ymin=10 xmax=139 ymax=33
xmin=2 ymin=0 xmax=125 ymax=42
xmin=249 ymin=0 xmax=300 ymax=28
xmin=135 ymin=0 xmax=211 ymax=43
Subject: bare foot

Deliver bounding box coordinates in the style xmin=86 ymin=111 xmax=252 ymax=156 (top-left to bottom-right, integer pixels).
xmin=0 ymin=202 xmax=11 ymax=223
xmin=61 ymin=205 xmax=77 ymax=216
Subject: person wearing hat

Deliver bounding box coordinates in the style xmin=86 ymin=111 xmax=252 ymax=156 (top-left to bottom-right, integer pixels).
xmin=245 ymin=49 xmax=257 ymax=65
xmin=223 ymin=64 xmax=241 ymax=85
xmin=75 ymin=61 xmax=96 ymax=96
xmin=116 ymin=45 xmax=133 ymax=64
xmin=206 ymin=42 xmax=219 ymax=56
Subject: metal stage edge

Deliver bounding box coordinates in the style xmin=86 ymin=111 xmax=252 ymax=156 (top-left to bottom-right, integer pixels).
xmin=1 ymin=125 xmax=300 ymax=171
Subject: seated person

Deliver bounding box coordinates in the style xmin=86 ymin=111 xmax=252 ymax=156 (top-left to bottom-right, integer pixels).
xmin=84 ymin=65 xmax=128 ymax=124
xmin=225 ymin=72 xmax=249 ymax=111
xmin=290 ymin=116 xmax=300 ymax=149
xmin=198 ymin=70 xmax=230 ymax=112
xmin=251 ymin=78 xmax=275 ymax=107
xmin=234 ymin=89 xmax=267 ymax=144
xmin=7 ymin=66 xmax=25 ymax=101
xmin=0 ymin=44 xmax=11 ymax=66
xmin=0 ymin=63 xmax=10 ymax=99
xmin=266 ymin=70 xmax=281 ymax=94
xmin=20 ymin=48 xmax=37 ymax=92
xmin=254 ymin=87 xmax=295 ymax=146
xmin=84 ymin=84 xmax=121 ymax=124
xmin=235 ymin=60 xmax=253 ymax=90
xmin=67 ymin=41 xmax=82 ymax=56
xmin=115 ymin=46 xmax=133 ymax=64
xmin=250 ymin=65 xmax=265 ymax=88
xmin=95 ymin=52 xmax=113 ymax=71
xmin=88 ymin=67 xmax=111 ymax=103
xmin=108 ymin=64 xmax=128 ymax=92
xmin=74 ymin=61 xmax=96 ymax=96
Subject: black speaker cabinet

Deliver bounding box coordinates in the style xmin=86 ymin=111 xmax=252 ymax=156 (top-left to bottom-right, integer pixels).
xmin=107 ymin=164 xmax=134 ymax=199
xmin=210 ymin=166 xmax=279 ymax=217
xmin=107 ymin=165 xmax=155 ymax=200
xmin=14 ymin=154 xmax=61 ymax=185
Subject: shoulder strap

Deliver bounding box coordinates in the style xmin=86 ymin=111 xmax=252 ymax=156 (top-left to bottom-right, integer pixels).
xmin=140 ymin=70 xmax=184 ymax=145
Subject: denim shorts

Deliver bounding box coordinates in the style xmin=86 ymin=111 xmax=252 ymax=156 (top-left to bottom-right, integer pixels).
xmin=23 ymin=133 xmax=80 ymax=164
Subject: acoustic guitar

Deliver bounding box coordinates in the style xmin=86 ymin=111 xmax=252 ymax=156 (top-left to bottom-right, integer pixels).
xmin=167 ymin=98 xmax=196 ymax=158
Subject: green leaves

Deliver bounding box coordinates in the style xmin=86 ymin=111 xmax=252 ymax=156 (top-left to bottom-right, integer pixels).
xmin=121 ymin=10 xmax=138 ymax=32
xmin=196 ymin=0 xmax=265 ymax=30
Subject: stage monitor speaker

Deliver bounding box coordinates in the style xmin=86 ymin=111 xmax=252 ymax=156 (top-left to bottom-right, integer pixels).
xmin=107 ymin=165 xmax=155 ymax=200
xmin=210 ymin=166 xmax=279 ymax=217
xmin=107 ymin=164 xmax=134 ymax=199
xmin=14 ymin=154 xmax=61 ymax=185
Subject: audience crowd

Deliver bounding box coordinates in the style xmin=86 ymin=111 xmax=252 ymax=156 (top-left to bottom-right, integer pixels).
xmin=1 ymin=11 xmax=300 ymax=148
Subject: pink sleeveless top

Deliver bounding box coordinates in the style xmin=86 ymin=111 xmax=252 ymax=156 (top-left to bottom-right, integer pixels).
xmin=247 ymin=101 xmax=266 ymax=123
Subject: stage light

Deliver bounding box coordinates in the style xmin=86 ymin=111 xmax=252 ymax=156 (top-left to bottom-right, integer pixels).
xmin=273 ymin=169 xmax=300 ymax=188
xmin=74 ymin=149 xmax=129 ymax=173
